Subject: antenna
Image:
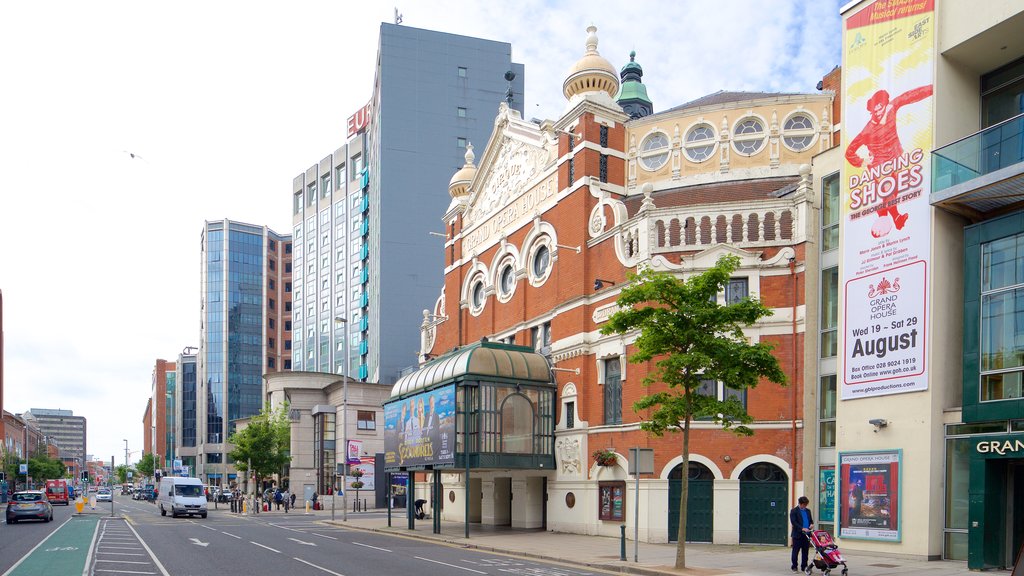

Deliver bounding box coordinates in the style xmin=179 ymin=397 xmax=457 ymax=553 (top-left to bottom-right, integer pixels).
xmin=394 ymin=8 xmax=403 ymax=24
xmin=504 ymin=70 xmax=516 ymax=106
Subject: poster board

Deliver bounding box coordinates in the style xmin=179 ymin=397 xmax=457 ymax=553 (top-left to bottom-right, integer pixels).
xmin=598 ymin=481 xmax=625 ymax=522
xmin=839 ymin=450 xmax=901 ymax=541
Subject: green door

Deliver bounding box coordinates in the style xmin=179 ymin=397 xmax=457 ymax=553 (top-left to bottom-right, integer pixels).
xmin=739 ymin=463 xmax=788 ymax=545
xmin=669 ymin=463 xmax=714 ymax=543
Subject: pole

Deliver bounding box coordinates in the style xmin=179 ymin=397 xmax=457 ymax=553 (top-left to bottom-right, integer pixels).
xmin=331 ymin=472 xmax=336 ymax=521
xmin=123 ymin=440 xmax=129 ymax=484
xmin=111 ymin=455 xmax=116 ymax=517
xmin=634 ymin=470 xmax=639 ymax=562
xmin=341 ymin=317 xmax=349 ymax=522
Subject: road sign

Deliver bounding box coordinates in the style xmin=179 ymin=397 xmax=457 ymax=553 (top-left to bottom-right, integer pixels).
xmin=19 ymin=463 xmax=28 ymax=474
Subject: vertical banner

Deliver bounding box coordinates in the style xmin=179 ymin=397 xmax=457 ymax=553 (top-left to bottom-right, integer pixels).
xmin=819 ymin=466 xmax=836 ymax=524
xmin=839 ymin=450 xmax=901 ymax=540
xmin=841 ymin=0 xmax=934 ymax=400
xmin=347 ymin=439 xmax=363 ymax=465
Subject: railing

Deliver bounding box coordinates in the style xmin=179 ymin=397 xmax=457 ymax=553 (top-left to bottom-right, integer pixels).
xmin=933 ymin=113 xmax=1024 ymax=194
xmin=649 ymin=200 xmax=799 ymax=252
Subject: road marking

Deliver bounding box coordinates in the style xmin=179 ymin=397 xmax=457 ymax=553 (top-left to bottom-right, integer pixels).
xmin=95 ymin=560 xmax=151 ymax=564
xmin=189 ymin=538 xmax=209 ymax=547
xmin=293 ymin=557 xmax=346 ymax=576
xmin=96 ymin=553 xmax=146 ymax=556
xmin=222 ymin=531 xmax=242 ymax=539
xmin=199 ymin=524 xmax=217 ymax=531
xmin=0 ymin=516 xmax=76 ymax=576
xmin=309 ymin=532 xmax=337 ymax=540
xmin=413 ymin=556 xmax=487 ymax=574
xmin=122 ymin=517 xmax=172 ymax=576
xmin=269 ymin=522 xmax=303 ymax=532
xmin=98 ymin=546 xmax=143 ymax=550
xmin=250 ymin=541 xmax=281 ymax=554
xmin=94 ymin=570 xmax=157 ymax=575
xmin=351 ymin=542 xmax=390 ymax=552
xmin=288 ymin=537 xmax=316 ymax=546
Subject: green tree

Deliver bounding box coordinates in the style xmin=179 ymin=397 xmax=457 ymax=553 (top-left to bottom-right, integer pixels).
xmin=601 ymin=255 xmax=786 ymax=569
xmin=115 ymin=464 xmax=136 ymax=485
xmin=28 ymin=453 xmax=65 ymax=481
xmin=1 ymin=449 xmax=23 ymax=487
xmin=228 ymin=403 xmax=290 ymax=492
xmin=136 ymin=453 xmax=156 ymax=480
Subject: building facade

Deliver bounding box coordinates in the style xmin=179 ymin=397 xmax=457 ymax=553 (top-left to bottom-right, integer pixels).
xmin=197 ymin=219 xmax=292 ymax=487
xmin=174 ymin=352 xmax=198 ymax=477
xmin=22 ymin=408 xmax=86 ymax=473
xmin=289 ymin=23 xmax=525 ymax=385
xmin=399 ymin=26 xmax=836 ymax=544
xmin=828 ymin=0 xmax=1024 ymax=569
xmin=142 ymin=358 xmax=176 ymax=470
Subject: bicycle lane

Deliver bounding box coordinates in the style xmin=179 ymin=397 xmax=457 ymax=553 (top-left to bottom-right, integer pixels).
xmin=1 ymin=515 xmax=99 ymax=576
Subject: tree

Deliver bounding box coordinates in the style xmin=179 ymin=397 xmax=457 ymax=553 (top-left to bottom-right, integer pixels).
xmin=115 ymin=464 xmax=136 ymax=485
xmin=228 ymin=403 xmax=290 ymax=493
xmin=28 ymin=453 xmax=65 ymax=481
xmin=601 ymin=255 xmax=787 ymax=569
xmin=136 ymin=453 xmax=156 ymax=480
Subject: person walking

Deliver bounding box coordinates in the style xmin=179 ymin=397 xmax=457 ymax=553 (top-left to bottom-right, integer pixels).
xmin=290 ymin=492 xmax=297 ymax=509
xmin=790 ymin=496 xmax=815 ymax=573
xmin=283 ymin=489 xmax=290 ymax=513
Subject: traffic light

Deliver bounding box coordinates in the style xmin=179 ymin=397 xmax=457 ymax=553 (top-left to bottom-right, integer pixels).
xmin=81 ymin=471 xmax=89 ymax=482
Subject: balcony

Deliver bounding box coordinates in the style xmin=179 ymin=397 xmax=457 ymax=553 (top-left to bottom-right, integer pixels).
xmin=932 ymin=113 xmax=1024 ymax=221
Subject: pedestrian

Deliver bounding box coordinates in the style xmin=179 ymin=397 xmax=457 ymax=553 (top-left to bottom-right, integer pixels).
xmin=790 ymin=496 xmax=815 ymax=573
xmin=290 ymin=492 xmax=297 ymax=509
xmin=274 ymin=488 xmax=283 ymax=510
xmin=283 ymin=489 xmax=290 ymax=513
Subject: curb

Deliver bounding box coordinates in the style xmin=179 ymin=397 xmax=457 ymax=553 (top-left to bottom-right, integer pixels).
xmin=323 ymin=520 xmax=687 ymax=576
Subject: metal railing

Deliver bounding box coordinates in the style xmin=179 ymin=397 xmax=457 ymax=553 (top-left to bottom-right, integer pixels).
xmin=933 ymin=112 xmax=1024 ymax=194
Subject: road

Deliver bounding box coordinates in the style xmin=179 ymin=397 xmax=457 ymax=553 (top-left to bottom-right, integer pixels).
xmin=4 ymin=498 xmax=605 ymax=576
xmin=0 ymin=498 xmax=81 ymax=574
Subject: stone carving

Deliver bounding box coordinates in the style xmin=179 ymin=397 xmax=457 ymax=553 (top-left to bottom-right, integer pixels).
xmin=466 ymin=137 xmax=549 ymax=226
xmin=557 ymin=437 xmax=581 ymax=475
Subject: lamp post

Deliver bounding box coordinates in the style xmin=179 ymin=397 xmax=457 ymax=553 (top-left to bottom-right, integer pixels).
xmin=334 ymin=316 xmax=348 ymax=522
xmin=123 ymin=439 xmax=128 ymax=484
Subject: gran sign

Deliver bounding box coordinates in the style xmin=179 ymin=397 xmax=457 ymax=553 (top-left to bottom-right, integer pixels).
xmin=976 ymin=439 xmax=1024 ymax=456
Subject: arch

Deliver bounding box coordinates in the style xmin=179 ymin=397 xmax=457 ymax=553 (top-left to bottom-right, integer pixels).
xmin=499 ymin=393 xmax=535 ymax=453
xmin=519 ymin=219 xmax=559 ymax=288
xmin=656 ymin=220 xmax=667 ymax=247
xmin=460 ymin=259 xmax=490 ymax=316
xmin=715 ymin=215 xmax=728 ymax=244
xmin=746 ymin=213 xmax=760 ymax=242
xmin=729 ymin=454 xmax=792 ymax=481
xmin=731 ymin=214 xmax=744 ymax=242
xmin=489 ymin=242 xmax=521 ymax=304
xmin=763 ymin=211 xmax=777 ymax=241
xmin=779 ymin=210 xmax=794 ymax=240
xmin=660 ymin=454 xmax=725 ymax=480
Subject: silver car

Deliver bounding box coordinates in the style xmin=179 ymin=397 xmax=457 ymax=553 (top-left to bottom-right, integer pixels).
xmin=6 ymin=491 xmax=54 ymax=524
xmin=96 ymin=488 xmax=113 ymax=502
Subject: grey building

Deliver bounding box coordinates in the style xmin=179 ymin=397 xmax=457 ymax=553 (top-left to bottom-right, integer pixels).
xmin=290 ymin=23 xmax=524 ymax=384
xmin=22 ymin=408 xmax=86 ymax=468
xmin=174 ymin=352 xmax=197 ymax=477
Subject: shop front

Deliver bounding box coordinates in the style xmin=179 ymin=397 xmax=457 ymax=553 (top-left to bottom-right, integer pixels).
xmin=967 ymin=433 xmax=1024 ymax=570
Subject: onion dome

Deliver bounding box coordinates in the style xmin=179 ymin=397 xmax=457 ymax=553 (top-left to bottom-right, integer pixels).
xmin=617 ymin=50 xmax=653 ymax=119
xmin=448 ymin=143 xmax=477 ymax=198
xmin=563 ymin=26 xmax=620 ymax=101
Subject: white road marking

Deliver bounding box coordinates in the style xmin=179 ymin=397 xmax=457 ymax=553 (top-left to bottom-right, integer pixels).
xmin=293 ymin=557 xmax=346 ymax=576
xmin=199 ymin=524 xmax=217 ymax=531
xmin=122 ymin=517 xmax=173 ymax=576
xmin=351 ymin=542 xmax=391 ymax=552
xmin=189 ymin=538 xmax=209 ymax=547
xmin=309 ymin=532 xmax=337 ymax=540
xmin=94 ymin=560 xmax=152 ymax=564
xmin=0 ymin=517 xmax=74 ymax=576
xmin=93 ymin=570 xmax=157 ymax=575
xmin=250 ymin=541 xmax=281 ymax=554
xmin=288 ymin=537 xmax=316 ymax=546
xmin=222 ymin=531 xmax=242 ymax=539
xmin=269 ymin=522 xmax=303 ymax=532
xmin=414 ymin=556 xmax=488 ymax=574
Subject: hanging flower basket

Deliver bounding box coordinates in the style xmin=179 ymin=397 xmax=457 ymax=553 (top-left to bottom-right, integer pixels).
xmin=593 ymin=449 xmax=617 ymax=467
xmin=350 ymin=481 xmax=364 ymax=489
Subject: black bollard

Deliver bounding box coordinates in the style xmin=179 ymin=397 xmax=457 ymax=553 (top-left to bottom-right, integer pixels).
xmin=620 ymin=525 xmax=626 ymax=561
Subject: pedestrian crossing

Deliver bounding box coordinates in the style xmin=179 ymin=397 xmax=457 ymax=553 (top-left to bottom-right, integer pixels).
xmin=90 ymin=517 xmax=168 ymax=576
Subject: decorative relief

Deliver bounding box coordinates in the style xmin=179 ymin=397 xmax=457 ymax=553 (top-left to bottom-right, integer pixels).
xmin=466 ymin=137 xmax=550 ymax=227
xmin=551 ymin=344 xmax=591 ymax=363
xmin=592 ymin=302 xmax=622 ymax=324
xmin=557 ymin=437 xmax=582 ymax=475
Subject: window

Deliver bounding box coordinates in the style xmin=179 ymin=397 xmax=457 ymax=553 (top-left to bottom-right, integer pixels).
xmin=268 ymin=337 xmax=275 ymax=348
xmin=599 ymin=125 xmax=608 ymax=147
xmin=268 ymin=259 xmax=275 ymax=271
xmin=566 ymin=401 xmax=575 ymax=429
xmin=684 ymin=123 xmax=716 ymax=162
xmin=603 ymin=358 xmax=622 ymax=425
xmin=532 ymin=244 xmax=550 ymax=281
xmin=285 ymin=242 xmax=292 ymax=254
xmin=268 ymin=298 xmax=275 ymax=309
xmin=599 ymin=154 xmax=608 ymax=183
xmin=821 ymin=267 xmax=838 ymax=358
xmin=306 ymin=183 xmax=316 ymax=206
xmin=285 ymin=320 xmax=292 ymax=331
xmin=470 ymin=277 xmax=485 ymax=313
xmin=457 ymin=107 xmax=466 ymax=117
xmin=733 ymin=118 xmax=766 ymax=155
xmin=532 ymin=321 xmax=551 ymax=353
xmin=357 ymin=410 xmax=376 ymax=431
xmin=638 ymin=132 xmax=670 ymax=171
xmin=499 ymin=264 xmax=515 ymax=298
xmin=457 ymin=137 xmax=467 ymax=148
xmin=725 ymin=278 xmax=748 ymax=305
xmin=783 ymin=113 xmax=816 ymax=151
xmin=980 ymin=232 xmax=1024 ymax=401
xmin=822 ymin=173 xmax=840 ymax=252
xmin=285 ymin=281 xmax=292 ymax=293
xmin=285 ymin=262 xmax=292 ymax=273
xmin=982 ymin=56 xmax=1024 ymax=127
xmin=321 ymin=173 xmax=331 ymax=197
xmin=501 ymin=394 xmax=533 ymax=453
xmin=293 ymin=192 xmax=302 ymax=215
xmin=335 ymin=165 xmax=346 ymax=188
xmin=819 ymin=375 xmax=837 ymax=447
xmin=269 ymin=318 xmax=275 ymax=330
xmin=284 ymin=359 xmax=291 ymax=370
xmin=285 ymin=302 xmax=292 ymax=312
xmin=568 ymin=157 xmax=574 ymax=183
xmin=269 ymin=279 xmax=276 ymax=290
xmin=697 ymin=379 xmax=748 ymax=409
xmin=458 ymin=66 xmax=467 ymax=78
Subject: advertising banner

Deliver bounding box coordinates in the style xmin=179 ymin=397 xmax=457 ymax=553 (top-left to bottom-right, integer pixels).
xmin=839 ymin=450 xmax=901 ymax=541
xmin=841 ymin=0 xmax=934 ymax=400
xmin=819 ymin=466 xmax=836 ymax=524
xmin=346 ymin=439 xmax=362 ymax=465
xmin=383 ymin=384 xmax=456 ymax=470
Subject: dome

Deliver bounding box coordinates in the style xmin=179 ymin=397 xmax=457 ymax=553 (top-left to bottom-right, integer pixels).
xmin=562 ymin=26 xmax=620 ymax=101
xmin=448 ymin=143 xmax=477 ymax=198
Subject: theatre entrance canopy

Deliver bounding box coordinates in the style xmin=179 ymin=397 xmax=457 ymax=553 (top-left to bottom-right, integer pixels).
xmin=383 ymin=341 xmax=555 ymax=472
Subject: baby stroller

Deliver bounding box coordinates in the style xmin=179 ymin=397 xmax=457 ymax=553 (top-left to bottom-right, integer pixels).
xmin=804 ymin=530 xmax=848 ymax=576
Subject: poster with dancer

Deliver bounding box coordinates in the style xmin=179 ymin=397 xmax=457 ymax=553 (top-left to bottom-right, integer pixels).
xmin=841 ymin=0 xmax=934 ymax=399
xmin=839 ymin=450 xmax=901 ymax=541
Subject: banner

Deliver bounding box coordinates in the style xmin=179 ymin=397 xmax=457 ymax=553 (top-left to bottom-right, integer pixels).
xmin=346 ymin=456 xmax=375 ymax=491
xmin=346 ymin=439 xmax=362 ymax=465
xmin=839 ymin=450 xmax=901 ymax=541
xmin=819 ymin=466 xmax=836 ymax=524
xmin=383 ymin=384 xmax=456 ymax=470
xmin=841 ymin=0 xmax=934 ymax=400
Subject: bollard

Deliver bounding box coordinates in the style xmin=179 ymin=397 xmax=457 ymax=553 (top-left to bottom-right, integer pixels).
xmin=620 ymin=525 xmax=626 ymax=561
xmin=306 ymin=500 xmax=311 ymax=513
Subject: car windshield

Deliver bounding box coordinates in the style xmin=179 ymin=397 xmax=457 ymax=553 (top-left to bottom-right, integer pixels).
xmin=48 ymin=486 xmax=65 ymax=494
xmin=174 ymin=485 xmax=203 ymax=497
xmin=13 ymin=493 xmax=43 ymax=502
xmin=98 ymin=489 xmax=110 ymax=494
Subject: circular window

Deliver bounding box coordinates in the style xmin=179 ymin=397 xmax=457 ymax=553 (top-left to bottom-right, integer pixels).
xmin=684 ymin=124 xmax=716 ymax=162
xmin=471 ymin=280 xmax=485 ymax=310
xmin=499 ymin=264 xmax=515 ymax=297
xmin=532 ymin=245 xmax=550 ymax=279
xmin=638 ymin=132 xmax=670 ymax=171
xmin=782 ymin=113 xmax=816 ymax=151
xmin=732 ymin=118 xmax=766 ymax=155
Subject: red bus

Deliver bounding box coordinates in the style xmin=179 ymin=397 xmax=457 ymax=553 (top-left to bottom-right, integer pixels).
xmin=45 ymin=479 xmax=70 ymax=505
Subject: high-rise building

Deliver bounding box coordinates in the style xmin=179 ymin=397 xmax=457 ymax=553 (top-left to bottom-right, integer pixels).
xmin=174 ymin=351 xmax=198 ymax=477
xmin=142 ymin=359 xmax=176 ymax=470
xmin=22 ymin=408 xmax=86 ymax=471
xmin=290 ymin=23 xmax=524 ymax=385
xmin=197 ymin=219 xmax=292 ymax=486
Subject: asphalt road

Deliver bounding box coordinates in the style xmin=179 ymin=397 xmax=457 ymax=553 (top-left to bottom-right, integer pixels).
xmin=116 ymin=499 xmax=603 ymax=576
xmin=0 ymin=498 xmax=77 ymax=574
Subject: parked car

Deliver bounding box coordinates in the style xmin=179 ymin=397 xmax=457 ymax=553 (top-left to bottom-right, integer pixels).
xmin=6 ymin=491 xmax=54 ymax=524
xmin=96 ymin=488 xmax=112 ymax=502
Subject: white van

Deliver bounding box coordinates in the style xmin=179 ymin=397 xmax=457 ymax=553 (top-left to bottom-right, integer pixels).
xmin=158 ymin=477 xmax=208 ymax=518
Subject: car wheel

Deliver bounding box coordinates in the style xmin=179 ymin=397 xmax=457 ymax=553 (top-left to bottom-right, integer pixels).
xmin=160 ymin=505 xmax=166 ymax=517
xmin=201 ymin=513 xmax=207 ymax=519
xmin=6 ymin=518 xmax=12 ymax=524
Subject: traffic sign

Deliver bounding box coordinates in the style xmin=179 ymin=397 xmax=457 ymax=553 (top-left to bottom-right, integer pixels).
xmin=19 ymin=463 xmax=28 ymax=474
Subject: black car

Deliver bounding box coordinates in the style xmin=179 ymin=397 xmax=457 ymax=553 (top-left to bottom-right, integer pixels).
xmin=6 ymin=491 xmax=54 ymax=524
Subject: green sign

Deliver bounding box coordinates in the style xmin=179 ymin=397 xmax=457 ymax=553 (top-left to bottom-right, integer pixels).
xmin=819 ymin=466 xmax=835 ymax=523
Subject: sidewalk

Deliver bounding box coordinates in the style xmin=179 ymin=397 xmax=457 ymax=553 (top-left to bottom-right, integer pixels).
xmin=309 ymin=507 xmax=979 ymax=576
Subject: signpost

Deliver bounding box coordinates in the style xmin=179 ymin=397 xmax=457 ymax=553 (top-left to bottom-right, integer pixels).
xmin=628 ymin=448 xmax=654 ymax=563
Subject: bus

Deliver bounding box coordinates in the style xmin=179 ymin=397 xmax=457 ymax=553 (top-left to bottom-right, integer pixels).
xmin=45 ymin=479 xmax=70 ymax=505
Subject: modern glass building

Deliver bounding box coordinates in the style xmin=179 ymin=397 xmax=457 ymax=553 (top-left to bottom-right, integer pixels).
xmin=290 ymin=23 xmax=524 ymax=385
xmin=198 ymin=219 xmax=291 ymax=486
xmin=174 ymin=352 xmax=197 ymax=476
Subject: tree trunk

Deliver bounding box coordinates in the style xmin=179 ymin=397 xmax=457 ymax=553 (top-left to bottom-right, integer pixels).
xmin=675 ymin=415 xmax=692 ymax=569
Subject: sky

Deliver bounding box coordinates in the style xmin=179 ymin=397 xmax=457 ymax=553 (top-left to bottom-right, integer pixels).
xmin=0 ymin=1 xmax=843 ymax=467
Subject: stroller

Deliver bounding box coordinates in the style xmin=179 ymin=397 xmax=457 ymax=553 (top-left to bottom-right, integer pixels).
xmin=804 ymin=530 xmax=848 ymax=576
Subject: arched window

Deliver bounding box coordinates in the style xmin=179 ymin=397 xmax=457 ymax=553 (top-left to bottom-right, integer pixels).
xmin=501 ymin=393 xmax=534 ymax=453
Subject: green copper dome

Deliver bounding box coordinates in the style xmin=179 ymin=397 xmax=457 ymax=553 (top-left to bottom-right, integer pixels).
xmin=616 ymin=50 xmax=653 ymax=119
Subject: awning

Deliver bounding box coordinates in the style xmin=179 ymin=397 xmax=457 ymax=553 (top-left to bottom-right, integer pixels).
xmin=390 ymin=342 xmax=553 ymax=399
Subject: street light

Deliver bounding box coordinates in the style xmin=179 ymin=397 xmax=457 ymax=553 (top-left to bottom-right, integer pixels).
xmin=334 ymin=315 xmax=349 ymax=522
xmin=123 ymin=439 xmax=128 ymax=485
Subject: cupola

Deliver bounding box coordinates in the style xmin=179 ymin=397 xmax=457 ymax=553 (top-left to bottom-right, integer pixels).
xmin=562 ymin=26 xmax=620 ymax=101
xmin=448 ymin=143 xmax=477 ymax=198
xmin=616 ymin=50 xmax=653 ymax=119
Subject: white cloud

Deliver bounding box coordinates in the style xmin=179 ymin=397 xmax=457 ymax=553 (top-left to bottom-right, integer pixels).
xmin=0 ymin=0 xmax=841 ymax=463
